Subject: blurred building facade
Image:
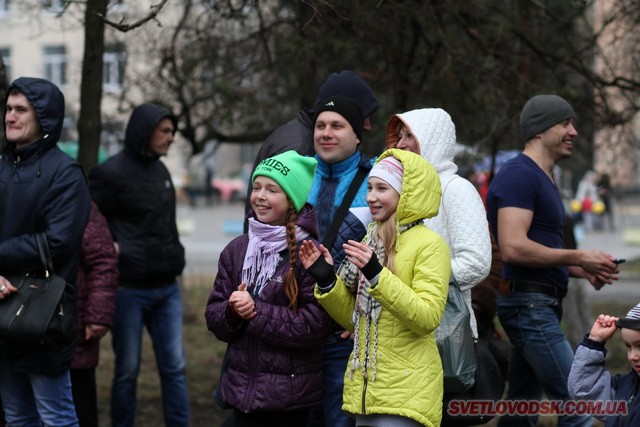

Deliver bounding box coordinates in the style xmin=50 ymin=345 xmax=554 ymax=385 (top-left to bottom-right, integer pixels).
xmin=0 ymin=0 xmax=245 ymax=188
xmin=0 ymin=0 xmax=637 ymax=187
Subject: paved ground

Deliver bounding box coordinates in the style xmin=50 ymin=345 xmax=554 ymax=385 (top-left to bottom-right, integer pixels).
xmin=579 ymin=226 xmax=640 ymax=303
xmin=177 ymin=201 xmax=640 ymax=302
xmin=177 ymin=201 xmax=245 ymax=280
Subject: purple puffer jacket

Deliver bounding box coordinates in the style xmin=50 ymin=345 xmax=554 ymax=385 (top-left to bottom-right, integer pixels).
xmin=71 ymin=202 xmax=119 ymax=369
xmin=205 ymin=204 xmax=331 ymax=413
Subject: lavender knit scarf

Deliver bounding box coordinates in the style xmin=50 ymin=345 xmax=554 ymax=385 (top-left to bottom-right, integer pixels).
xmin=242 ymin=217 xmax=309 ymax=296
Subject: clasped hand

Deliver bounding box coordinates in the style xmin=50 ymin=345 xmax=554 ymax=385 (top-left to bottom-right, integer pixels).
xmin=229 ymin=283 xmax=257 ymax=320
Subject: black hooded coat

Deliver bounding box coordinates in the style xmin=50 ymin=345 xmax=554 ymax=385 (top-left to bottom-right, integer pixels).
xmin=89 ymin=103 xmax=185 ymax=288
xmin=0 ymin=77 xmax=91 ymax=373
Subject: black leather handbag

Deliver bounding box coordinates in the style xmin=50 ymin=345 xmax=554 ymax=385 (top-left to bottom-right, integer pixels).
xmin=0 ymin=233 xmax=77 ymax=348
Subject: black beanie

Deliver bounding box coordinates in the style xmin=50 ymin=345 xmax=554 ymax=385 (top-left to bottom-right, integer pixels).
xmin=519 ymin=95 xmax=576 ymax=142
xmin=313 ymin=96 xmax=364 ymax=140
xmin=314 ymin=70 xmax=380 ymax=118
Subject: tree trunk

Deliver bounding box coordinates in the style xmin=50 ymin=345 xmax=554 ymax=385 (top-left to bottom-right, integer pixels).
xmin=77 ymin=0 xmax=109 ymax=173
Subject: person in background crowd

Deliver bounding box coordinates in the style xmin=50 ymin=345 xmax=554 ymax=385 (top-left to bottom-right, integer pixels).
xmin=575 ymin=170 xmax=600 ymax=232
xmin=206 ymin=151 xmax=330 ymax=427
xmin=597 ymin=172 xmax=615 ymax=231
xmin=89 ymin=103 xmax=189 ymax=427
xmin=301 ymin=149 xmax=451 ymax=426
xmin=70 ymin=202 xmax=119 ymax=427
xmin=0 ymin=77 xmax=91 ymax=426
xmin=486 ymin=94 xmax=619 ymax=427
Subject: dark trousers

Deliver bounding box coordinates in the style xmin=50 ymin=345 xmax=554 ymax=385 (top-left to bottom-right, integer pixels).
xmin=70 ymin=368 xmax=98 ymax=427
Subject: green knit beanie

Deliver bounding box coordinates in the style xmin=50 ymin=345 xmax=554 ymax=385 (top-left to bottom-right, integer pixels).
xmin=251 ymin=150 xmax=318 ymax=212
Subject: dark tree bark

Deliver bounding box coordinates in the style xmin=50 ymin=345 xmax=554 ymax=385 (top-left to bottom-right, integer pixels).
xmin=77 ymin=0 xmax=108 ymax=173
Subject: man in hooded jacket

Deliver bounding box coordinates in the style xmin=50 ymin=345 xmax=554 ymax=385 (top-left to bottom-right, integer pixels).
xmin=89 ymin=103 xmax=189 ymax=427
xmin=0 ymin=77 xmax=91 ymax=426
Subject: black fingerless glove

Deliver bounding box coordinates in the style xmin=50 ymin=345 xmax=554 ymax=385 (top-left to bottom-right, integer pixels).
xmin=306 ymin=256 xmax=336 ymax=292
xmin=360 ymin=252 xmax=383 ymax=282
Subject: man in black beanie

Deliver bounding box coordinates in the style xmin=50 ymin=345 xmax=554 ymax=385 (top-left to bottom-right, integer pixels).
xmin=307 ymin=94 xmax=374 ymax=427
xmin=244 ymin=70 xmax=379 ymax=226
xmin=485 ymin=95 xmax=619 ymax=426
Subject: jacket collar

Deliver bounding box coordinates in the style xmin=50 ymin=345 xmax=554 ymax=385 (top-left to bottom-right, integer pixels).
xmin=315 ymin=150 xmax=361 ymax=178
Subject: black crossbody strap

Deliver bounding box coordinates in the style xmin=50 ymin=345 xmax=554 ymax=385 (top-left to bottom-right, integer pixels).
xmin=36 ymin=233 xmax=55 ymax=278
xmin=322 ymin=165 xmax=369 ymax=248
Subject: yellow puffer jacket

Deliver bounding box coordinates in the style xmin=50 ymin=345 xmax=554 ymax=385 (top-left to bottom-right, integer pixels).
xmin=316 ymin=149 xmax=451 ymax=426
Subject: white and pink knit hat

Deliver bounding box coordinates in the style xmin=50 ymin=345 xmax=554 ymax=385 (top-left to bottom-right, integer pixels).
xmin=370 ymin=156 xmax=404 ymax=194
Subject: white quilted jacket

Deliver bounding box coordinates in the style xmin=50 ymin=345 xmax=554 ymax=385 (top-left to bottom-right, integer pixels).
xmin=387 ymin=108 xmax=492 ymax=337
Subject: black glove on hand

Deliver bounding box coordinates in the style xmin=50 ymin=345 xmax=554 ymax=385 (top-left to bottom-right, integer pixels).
xmin=306 ymin=256 xmax=336 ymax=291
xmin=360 ymin=251 xmax=383 ymax=282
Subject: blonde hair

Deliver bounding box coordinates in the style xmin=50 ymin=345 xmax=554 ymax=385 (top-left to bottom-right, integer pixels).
xmin=375 ymin=212 xmax=398 ymax=274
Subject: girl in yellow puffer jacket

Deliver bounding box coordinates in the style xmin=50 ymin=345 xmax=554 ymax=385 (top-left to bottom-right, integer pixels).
xmin=300 ymin=149 xmax=451 ymax=426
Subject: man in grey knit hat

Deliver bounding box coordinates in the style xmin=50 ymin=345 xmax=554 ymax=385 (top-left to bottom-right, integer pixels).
xmin=486 ymin=94 xmax=620 ymax=426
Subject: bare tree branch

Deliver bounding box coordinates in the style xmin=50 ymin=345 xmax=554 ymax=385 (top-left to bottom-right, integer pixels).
xmin=98 ymin=0 xmax=169 ymax=32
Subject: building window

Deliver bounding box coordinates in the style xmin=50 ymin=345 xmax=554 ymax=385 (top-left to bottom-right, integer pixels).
xmin=0 ymin=48 xmax=10 ymax=80
xmin=103 ymin=44 xmax=125 ymax=91
xmin=0 ymin=0 xmax=10 ymax=17
xmin=43 ymin=45 xmax=67 ymax=86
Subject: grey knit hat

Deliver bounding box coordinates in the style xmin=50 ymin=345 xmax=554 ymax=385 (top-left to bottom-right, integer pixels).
xmin=519 ymin=95 xmax=576 ymax=142
xmin=616 ymin=303 xmax=640 ymax=330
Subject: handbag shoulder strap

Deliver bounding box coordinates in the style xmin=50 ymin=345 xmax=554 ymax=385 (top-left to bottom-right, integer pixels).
xmin=322 ymin=164 xmax=369 ymax=249
xmin=36 ymin=233 xmax=55 ymax=277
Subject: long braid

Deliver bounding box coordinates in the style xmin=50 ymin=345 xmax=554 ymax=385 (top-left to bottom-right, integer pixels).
xmin=283 ymin=208 xmax=299 ymax=309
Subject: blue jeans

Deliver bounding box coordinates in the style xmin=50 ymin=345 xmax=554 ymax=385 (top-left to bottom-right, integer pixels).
xmin=110 ymin=283 xmax=190 ymax=427
xmin=321 ymin=332 xmax=355 ymax=427
xmin=496 ymin=292 xmax=591 ymax=427
xmin=0 ymin=363 xmax=78 ymax=426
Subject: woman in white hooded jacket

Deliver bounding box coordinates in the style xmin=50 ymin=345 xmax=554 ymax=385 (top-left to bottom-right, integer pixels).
xmin=386 ymin=108 xmax=491 ymax=338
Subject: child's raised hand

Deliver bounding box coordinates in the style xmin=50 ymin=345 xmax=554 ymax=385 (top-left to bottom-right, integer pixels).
xmin=588 ymin=314 xmax=619 ymax=343
xmin=229 ymin=282 xmax=257 ymax=320
xmin=299 ymin=240 xmax=333 ymax=269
